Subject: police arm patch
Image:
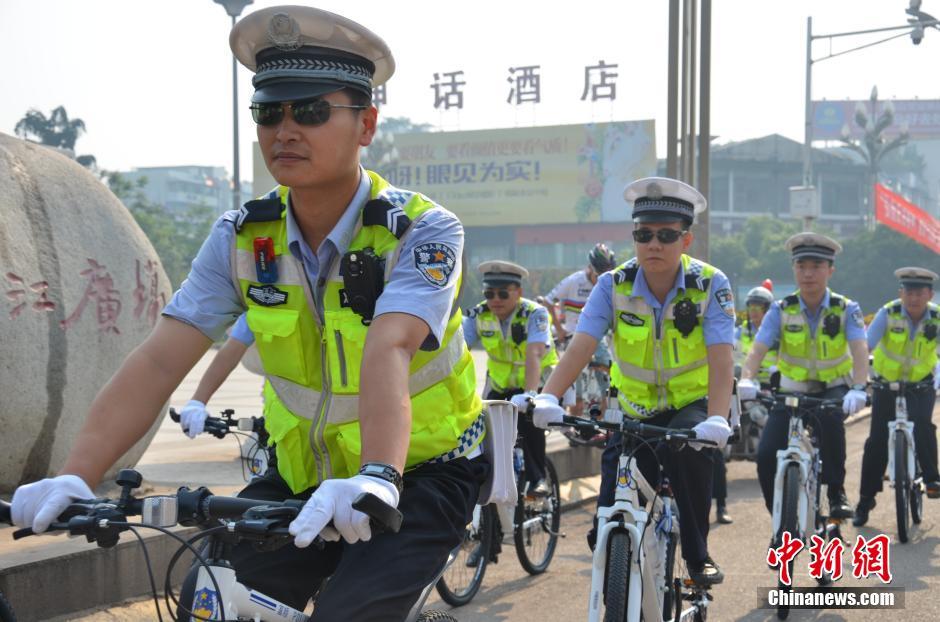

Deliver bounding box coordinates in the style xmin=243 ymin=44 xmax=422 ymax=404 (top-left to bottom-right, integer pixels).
xmin=247 ymin=284 xmax=288 ymax=306
xmin=851 ymin=308 xmax=865 ymax=328
xmin=714 ymin=287 xmax=735 ymax=317
xmin=413 ymin=242 xmax=457 ymax=288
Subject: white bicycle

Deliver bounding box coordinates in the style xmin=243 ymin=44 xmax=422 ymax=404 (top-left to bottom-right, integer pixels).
xmin=552 ymin=414 xmax=715 ymax=622
xmin=873 ymin=378 xmax=932 ymax=543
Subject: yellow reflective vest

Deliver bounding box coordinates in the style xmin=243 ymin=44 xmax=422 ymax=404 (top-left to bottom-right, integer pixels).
xmin=872 ymin=300 xmax=939 ymax=383
xmin=776 ymin=290 xmax=853 ymax=384
xmin=609 ymin=255 xmax=714 ymax=419
xmin=234 ymin=171 xmax=482 ymax=493
xmin=738 ymin=323 xmax=778 ymax=384
xmin=468 ymin=298 xmax=559 ymax=392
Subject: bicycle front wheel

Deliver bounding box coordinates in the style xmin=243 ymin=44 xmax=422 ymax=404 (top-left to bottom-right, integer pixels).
xmin=895 ymin=433 xmax=911 ymax=543
xmin=776 ymin=463 xmax=800 ymax=620
xmin=514 ymin=457 xmax=561 ymax=574
xmin=603 ymin=531 xmax=632 ymax=622
xmin=436 ymin=504 xmax=495 ymax=607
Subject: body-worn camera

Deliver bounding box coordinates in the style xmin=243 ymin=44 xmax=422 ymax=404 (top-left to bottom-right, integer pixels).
xmin=340 ymin=248 xmax=385 ymax=325
xmin=822 ymin=313 xmax=841 ymax=339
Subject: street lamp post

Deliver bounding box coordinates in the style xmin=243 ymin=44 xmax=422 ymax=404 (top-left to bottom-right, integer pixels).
xmin=213 ymin=0 xmax=253 ymax=212
xmin=800 ymin=6 xmax=934 ymax=223
xmin=839 ymin=86 xmax=909 ymax=231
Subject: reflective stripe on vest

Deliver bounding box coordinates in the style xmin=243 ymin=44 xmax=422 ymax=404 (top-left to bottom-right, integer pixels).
xmin=873 ymin=300 xmax=939 ymax=382
xmin=234 ymin=171 xmax=482 ymax=493
xmin=776 ymin=290 xmax=852 ymax=384
xmin=609 ymin=255 xmax=713 ymax=419
xmin=475 ymin=298 xmax=559 ymax=391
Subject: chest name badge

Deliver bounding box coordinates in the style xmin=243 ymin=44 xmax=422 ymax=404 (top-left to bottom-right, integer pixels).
xmin=253 ymin=237 xmax=279 ymax=284
xmin=247 ymin=284 xmax=288 ymax=307
xmin=619 ymin=312 xmax=645 ymax=327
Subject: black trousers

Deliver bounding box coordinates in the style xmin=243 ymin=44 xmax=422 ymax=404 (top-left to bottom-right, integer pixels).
xmin=596 ymin=400 xmax=713 ymax=565
xmin=712 ymin=449 xmax=728 ymax=504
xmin=217 ymin=458 xmax=487 ymax=621
xmin=756 ymin=386 xmax=848 ymax=513
xmin=486 ymin=387 xmax=546 ymax=485
xmin=859 ymin=381 xmax=939 ymax=497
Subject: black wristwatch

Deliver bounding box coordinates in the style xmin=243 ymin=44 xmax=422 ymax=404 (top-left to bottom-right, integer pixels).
xmin=359 ymin=462 xmax=404 ymax=494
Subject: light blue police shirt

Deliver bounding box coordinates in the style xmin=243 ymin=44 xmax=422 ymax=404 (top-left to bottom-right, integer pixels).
xmin=755 ymin=289 xmax=866 ymax=347
xmin=866 ymin=304 xmax=932 ymax=349
xmin=575 ymin=259 xmax=735 ymax=346
xmin=463 ymin=301 xmax=552 ymax=348
xmin=163 ymin=169 xmax=465 ymax=351
xmin=229 ymin=313 xmax=255 ymax=346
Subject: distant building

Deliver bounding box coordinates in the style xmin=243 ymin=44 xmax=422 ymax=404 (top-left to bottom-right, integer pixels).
xmin=122 ymin=166 xmax=251 ymax=216
xmin=669 ymin=134 xmax=870 ymax=236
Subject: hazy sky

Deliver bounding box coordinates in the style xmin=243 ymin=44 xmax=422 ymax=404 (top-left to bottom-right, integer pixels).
xmin=1 ymin=0 xmax=936 ymax=179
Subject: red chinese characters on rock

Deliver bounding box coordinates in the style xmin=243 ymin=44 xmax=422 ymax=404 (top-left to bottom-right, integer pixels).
xmin=808 ymin=534 xmax=845 ymax=581
xmin=133 ymin=259 xmax=167 ymax=327
xmin=60 ymin=259 xmax=122 ymax=334
xmin=5 ymin=272 xmax=57 ymax=319
xmin=851 ymin=534 xmax=893 ymax=584
xmin=767 ymin=531 xmax=804 ymax=586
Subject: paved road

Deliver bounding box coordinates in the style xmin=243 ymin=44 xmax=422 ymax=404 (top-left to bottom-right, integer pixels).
xmin=64 ymin=395 xmax=940 ymax=621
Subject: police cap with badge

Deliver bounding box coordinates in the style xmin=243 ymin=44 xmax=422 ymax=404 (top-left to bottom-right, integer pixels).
xmin=478 ymin=261 xmax=529 ymax=288
xmin=230 ymin=5 xmax=394 ymax=104
xmin=784 ymin=232 xmax=842 ymax=263
xmin=895 ymin=266 xmax=938 ymax=289
xmin=623 ymin=177 xmax=707 ymax=227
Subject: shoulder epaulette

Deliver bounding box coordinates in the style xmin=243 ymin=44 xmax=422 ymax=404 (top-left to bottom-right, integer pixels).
xmin=465 ymin=302 xmax=487 ymax=318
xmin=829 ymin=293 xmax=846 ymax=309
xmin=233 ymin=197 xmax=284 ymax=233
xmin=614 ymin=264 xmax=639 ymax=285
xmin=782 ymin=294 xmax=800 ymax=308
xmin=362 ymin=198 xmax=412 ymax=239
xmin=889 ymin=301 xmax=903 ymax=315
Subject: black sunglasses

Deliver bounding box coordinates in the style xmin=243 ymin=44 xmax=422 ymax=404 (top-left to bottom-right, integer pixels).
xmin=483 ymin=288 xmax=512 ymax=300
xmin=632 ymin=228 xmax=687 ymax=244
xmin=249 ymin=99 xmax=368 ymax=127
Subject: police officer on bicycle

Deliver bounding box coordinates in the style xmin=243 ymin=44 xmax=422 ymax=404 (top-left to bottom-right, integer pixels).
xmin=854 ymin=267 xmax=940 ymax=526
xmin=545 ymin=243 xmax=617 ymax=417
xmin=463 ymin=260 xmax=558 ymax=497
xmin=11 ymin=6 xmax=488 ymax=619
xmin=530 ymin=177 xmax=735 ymax=586
xmin=739 ymin=233 xmax=869 ymax=520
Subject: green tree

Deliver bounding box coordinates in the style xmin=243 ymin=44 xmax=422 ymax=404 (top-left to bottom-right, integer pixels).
xmin=105 ymin=171 xmax=215 ymax=288
xmin=14 ymin=106 xmax=98 ymax=171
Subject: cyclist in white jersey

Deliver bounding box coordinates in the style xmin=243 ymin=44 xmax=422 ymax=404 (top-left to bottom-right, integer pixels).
xmin=546 ymin=244 xmax=617 ymax=416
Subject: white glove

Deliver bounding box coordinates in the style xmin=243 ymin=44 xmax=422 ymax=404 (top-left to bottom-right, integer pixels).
xmin=842 ymin=389 xmax=867 ymax=416
xmin=934 ymin=362 xmax=940 ymax=391
xmin=179 ymin=399 xmax=208 ymax=439
xmin=509 ymin=392 xmax=536 ymax=412
xmin=11 ymin=474 xmax=94 ymax=534
xmin=531 ymin=393 xmax=565 ymax=429
xmin=691 ymin=416 xmax=732 ymax=451
xmin=737 ymin=378 xmax=759 ymax=402
xmin=289 ymin=475 xmax=399 ymax=547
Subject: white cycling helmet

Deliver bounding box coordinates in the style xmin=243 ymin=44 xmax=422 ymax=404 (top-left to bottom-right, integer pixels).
xmin=745 ymin=286 xmax=774 ymax=308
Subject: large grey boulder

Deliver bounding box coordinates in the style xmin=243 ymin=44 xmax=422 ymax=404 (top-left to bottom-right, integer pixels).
xmin=0 ymin=133 xmax=172 ymax=492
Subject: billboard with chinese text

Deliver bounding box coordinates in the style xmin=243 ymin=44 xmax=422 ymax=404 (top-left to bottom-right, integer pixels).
xmin=385 ymin=121 xmax=656 ymax=226
xmin=813 ymin=100 xmax=940 ymax=141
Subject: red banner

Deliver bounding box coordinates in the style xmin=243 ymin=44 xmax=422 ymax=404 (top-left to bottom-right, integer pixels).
xmin=874 ymin=184 xmax=940 ymax=254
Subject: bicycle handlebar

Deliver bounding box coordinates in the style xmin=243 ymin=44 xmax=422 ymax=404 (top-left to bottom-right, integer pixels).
xmin=168 ymin=407 xmax=264 ymax=439
xmin=0 ymin=471 xmax=402 ymax=547
xmin=551 ymin=413 xmax=714 ymax=446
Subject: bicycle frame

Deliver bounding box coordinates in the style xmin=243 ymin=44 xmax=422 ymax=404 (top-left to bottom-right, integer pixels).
xmin=189 ymin=560 xmax=307 ymax=622
xmin=886 ymin=382 xmax=918 ymax=489
xmin=770 ymin=396 xmax=821 ymax=542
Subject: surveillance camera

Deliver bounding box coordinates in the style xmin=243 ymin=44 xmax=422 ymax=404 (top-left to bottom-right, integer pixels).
xmin=912 ymin=24 xmax=925 ymax=44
